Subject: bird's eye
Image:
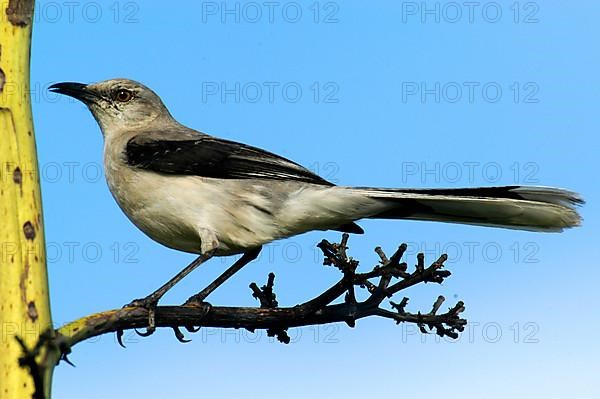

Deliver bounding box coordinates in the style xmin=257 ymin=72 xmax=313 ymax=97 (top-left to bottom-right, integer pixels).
xmin=114 ymin=89 xmax=133 ymax=102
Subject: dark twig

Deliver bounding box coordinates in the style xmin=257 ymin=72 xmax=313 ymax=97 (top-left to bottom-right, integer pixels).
xmin=250 ymin=272 xmax=278 ymax=308
xmin=430 ymin=295 xmax=445 ymax=315
xmin=105 ymin=235 xmax=462 ymax=344
xmin=16 ymin=329 xmax=74 ymax=399
xmin=250 ymin=273 xmax=289 ymax=343
xmin=390 ymin=297 xmax=409 ymax=314
xmin=15 ymin=336 xmax=45 ymax=399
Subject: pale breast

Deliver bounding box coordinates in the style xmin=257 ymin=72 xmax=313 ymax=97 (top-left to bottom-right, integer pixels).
xmin=103 ymin=140 xmax=206 ymax=253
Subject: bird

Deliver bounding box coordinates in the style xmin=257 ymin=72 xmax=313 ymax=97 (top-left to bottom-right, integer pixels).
xmin=49 ymin=78 xmax=584 ymax=311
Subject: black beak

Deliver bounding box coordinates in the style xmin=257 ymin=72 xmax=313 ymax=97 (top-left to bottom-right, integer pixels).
xmin=49 ymin=82 xmax=100 ymax=103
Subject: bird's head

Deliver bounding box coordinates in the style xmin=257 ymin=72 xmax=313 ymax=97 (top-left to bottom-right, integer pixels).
xmin=49 ymin=78 xmax=173 ymax=134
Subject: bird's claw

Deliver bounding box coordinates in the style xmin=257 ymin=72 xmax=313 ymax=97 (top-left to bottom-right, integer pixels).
xmin=172 ymin=326 xmax=192 ymax=343
xmin=116 ymin=330 xmax=126 ymax=348
xmin=134 ymin=309 xmax=156 ymax=337
xmin=123 ymin=296 xmax=159 ymax=335
xmin=185 ymin=325 xmax=201 ymax=333
xmin=135 ymin=326 xmax=156 ymax=337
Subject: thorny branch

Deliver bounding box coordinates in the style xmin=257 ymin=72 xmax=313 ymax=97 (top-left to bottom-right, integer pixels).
xmin=19 ymin=234 xmax=466 ymax=397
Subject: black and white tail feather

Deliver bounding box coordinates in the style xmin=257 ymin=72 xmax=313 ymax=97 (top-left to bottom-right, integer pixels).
xmin=353 ymin=185 xmax=583 ymax=232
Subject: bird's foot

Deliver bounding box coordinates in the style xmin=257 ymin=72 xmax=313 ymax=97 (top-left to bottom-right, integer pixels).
xmin=123 ymin=295 xmax=160 ymax=336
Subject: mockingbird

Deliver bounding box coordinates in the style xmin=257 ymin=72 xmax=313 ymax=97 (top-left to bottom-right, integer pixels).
xmin=49 ymin=78 xmax=583 ymax=310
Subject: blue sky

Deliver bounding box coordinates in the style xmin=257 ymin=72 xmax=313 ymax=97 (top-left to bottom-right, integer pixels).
xmin=28 ymin=1 xmax=598 ymax=398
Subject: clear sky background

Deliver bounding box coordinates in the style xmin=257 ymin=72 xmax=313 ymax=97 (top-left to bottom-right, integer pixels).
xmin=28 ymin=1 xmax=598 ymax=398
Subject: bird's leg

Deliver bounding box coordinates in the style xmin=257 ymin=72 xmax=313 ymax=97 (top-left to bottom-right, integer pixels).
xmin=184 ymin=247 xmax=262 ymax=306
xmin=125 ymin=250 xmax=216 ymax=310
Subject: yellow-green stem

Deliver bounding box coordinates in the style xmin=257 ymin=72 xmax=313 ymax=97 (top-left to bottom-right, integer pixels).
xmin=1 ymin=1 xmax=55 ymax=398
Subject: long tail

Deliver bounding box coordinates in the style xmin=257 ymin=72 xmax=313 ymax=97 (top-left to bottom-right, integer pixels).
xmin=351 ymin=186 xmax=584 ymax=232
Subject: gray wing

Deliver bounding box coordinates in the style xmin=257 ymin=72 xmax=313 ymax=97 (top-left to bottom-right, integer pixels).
xmin=125 ymin=133 xmax=333 ymax=185
xmin=125 ymin=132 xmax=364 ymax=233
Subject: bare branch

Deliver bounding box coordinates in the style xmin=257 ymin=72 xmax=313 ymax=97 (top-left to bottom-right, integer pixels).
xmin=20 ymin=234 xmax=467 ymax=385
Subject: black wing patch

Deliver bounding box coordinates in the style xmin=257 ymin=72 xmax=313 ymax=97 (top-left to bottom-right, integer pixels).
xmin=125 ymin=135 xmax=332 ymax=185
